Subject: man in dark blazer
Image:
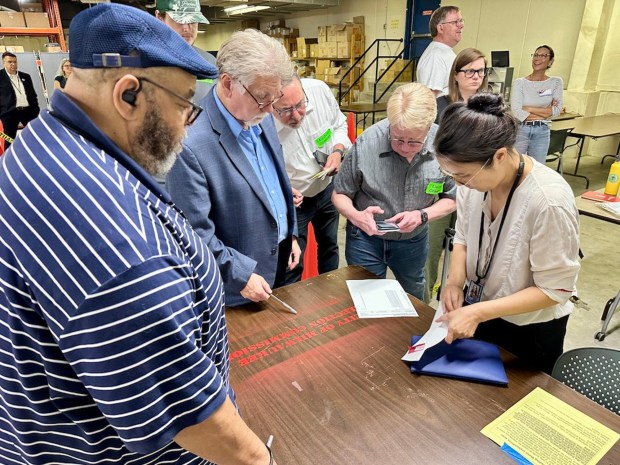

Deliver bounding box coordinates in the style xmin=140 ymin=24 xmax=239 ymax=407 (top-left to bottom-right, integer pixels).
xmin=167 ymin=28 xmax=301 ymax=307
xmin=0 ymin=52 xmax=39 ymax=147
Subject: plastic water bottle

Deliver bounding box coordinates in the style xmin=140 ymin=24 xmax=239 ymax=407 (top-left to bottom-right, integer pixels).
xmin=604 ymin=155 xmax=620 ymax=196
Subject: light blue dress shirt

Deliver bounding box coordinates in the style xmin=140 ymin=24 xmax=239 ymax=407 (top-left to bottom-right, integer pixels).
xmin=214 ymin=92 xmax=288 ymax=242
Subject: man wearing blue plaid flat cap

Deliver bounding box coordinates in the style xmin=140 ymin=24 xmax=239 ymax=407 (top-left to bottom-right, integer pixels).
xmin=0 ymin=3 xmax=275 ymax=465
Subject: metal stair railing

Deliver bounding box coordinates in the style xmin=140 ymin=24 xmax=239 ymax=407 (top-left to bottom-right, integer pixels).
xmin=338 ymin=36 xmax=417 ymax=107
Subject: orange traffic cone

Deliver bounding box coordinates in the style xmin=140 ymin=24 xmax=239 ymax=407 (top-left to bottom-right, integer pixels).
xmin=347 ymin=112 xmax=356 ymax=143
xmin=0 ymin=121 xmax=5 ymax=156
xmin=301 ymin=223 xmax=319 ymax=280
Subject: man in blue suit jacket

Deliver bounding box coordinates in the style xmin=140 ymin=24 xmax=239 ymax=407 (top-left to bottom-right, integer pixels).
xmin=167 ymin=29 xmax=300 ymax=307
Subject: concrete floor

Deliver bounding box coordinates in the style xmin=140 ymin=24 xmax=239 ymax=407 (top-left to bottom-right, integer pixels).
xmin=335 ymin=147 xmax=620 ymax=352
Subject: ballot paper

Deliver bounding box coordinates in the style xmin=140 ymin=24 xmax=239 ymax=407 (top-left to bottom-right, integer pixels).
xmin=310 ymin=166 xmax=336 ymax=181
xmin=401 ymin=304 xmax=448 ymax=362
xmin=482 ymin=387 xmax=620 ymax=465
xmin=346 ymin=279 xmax=418 ymax=318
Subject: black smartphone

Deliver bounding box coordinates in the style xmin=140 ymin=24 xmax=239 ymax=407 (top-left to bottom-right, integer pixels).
xmin=376 ymin=221 xmax=400 ymax=231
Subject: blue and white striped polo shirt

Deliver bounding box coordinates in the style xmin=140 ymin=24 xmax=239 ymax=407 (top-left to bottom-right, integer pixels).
xmin=0 ymin=91 xmax=230 ymax=464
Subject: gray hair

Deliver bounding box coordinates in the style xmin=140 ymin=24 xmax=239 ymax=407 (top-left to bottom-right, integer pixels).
xmin=217 ymin=28 xmax=293 ymax=86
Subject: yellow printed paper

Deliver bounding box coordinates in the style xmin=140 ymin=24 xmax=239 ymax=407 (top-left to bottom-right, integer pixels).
xmin=481 ymin=387 xmax=619 ymax=465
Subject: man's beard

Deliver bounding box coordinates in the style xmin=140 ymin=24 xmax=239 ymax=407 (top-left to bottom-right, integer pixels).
xmin=134 ymin=106 xmax=186 ymax=178
xmin=245 ymin=112 xmax=267 ymax=127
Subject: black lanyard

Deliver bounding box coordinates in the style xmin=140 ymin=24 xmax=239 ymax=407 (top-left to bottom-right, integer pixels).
xmin=9 ymin=75 xmax=23 ymax=95
xmin=474 ymin=154 xmax=525 ymax=281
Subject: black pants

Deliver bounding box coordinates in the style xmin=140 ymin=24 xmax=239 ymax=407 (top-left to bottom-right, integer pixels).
xmin=474 ymin=315 xmax=569 ymax=374
xmin=274 ymin=238 xmax=293 ymax=289
xmin=1 ymin=106 xmax=38 ymax=148
xmin=283 ymin=183 xmax=340 ymax=284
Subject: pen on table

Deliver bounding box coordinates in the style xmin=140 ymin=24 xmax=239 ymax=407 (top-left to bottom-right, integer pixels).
xmin=269 ymin=293 xmax=298 ymax=314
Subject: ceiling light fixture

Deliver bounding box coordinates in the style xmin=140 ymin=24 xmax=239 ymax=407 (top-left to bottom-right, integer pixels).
xmin=228 ymin=5 xmax=270 ymax=15
xmin=223 ymin=4 xmax=249 ymax=12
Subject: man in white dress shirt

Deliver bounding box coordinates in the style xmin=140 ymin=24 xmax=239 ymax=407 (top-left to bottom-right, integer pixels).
xmin=273 ymin=76 xmax=351 ymax=283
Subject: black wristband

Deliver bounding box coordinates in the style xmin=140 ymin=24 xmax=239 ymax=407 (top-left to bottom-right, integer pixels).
xmin=419 ymin=209 xmax=428 ymax=224
xmin=333 ymin=148 xmax=345 ymax=160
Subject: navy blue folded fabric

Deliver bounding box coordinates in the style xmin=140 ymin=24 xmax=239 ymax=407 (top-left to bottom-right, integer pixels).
xmin=409 ymin=335 xmax=508 ymax=386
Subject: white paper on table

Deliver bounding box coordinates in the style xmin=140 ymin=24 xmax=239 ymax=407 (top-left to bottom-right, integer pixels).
xmin=401 ymin=303 xmax=448 ymax=362
xmin=598 ymin=202 xmax=620 ymax=217
xmin=346 ymin=279 xmax=418 ymax=318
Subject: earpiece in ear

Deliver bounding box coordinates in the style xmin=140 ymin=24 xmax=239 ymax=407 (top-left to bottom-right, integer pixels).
xmin=122 ymin=89 xmax=138 ymax=106
xmin=121 ymin=80 xmax=143 ymax=107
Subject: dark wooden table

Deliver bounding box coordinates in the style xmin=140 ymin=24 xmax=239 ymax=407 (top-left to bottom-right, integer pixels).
xmin=227 ymin=266 xmax=620 ymax=465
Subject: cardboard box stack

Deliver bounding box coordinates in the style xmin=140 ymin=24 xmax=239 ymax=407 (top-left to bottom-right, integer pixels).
xmin=379 ymin=59 xmax=414 ymax=83
xmin=45 ymin=42 xmax=61 ymax=53
xmin=322 ymin=16 xmax=363 ymax=59
xmin=296 ymin=37 xmax=318 ymax=59
xmin=0 ymin=11 xmax=26 ymax=27
xmin=240 ymin=19 xmax=259 ymax=29
xmin=23 ymin=12 xmax=50 ymax=28
xmin=0 ymin=45 xmax=26 ymax=53
xmin=264 ymin=19 xmax=299 ymax=56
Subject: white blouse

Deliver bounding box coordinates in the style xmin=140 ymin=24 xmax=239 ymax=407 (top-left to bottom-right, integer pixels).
xmin=454 ymin=159 xmax=580 ymax=325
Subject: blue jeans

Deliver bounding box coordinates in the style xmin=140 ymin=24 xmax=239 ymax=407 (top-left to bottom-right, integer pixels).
xmin=515 ymin=123 xmax=550 ymax=163
xmin=345 ymin=221 xmax=428 ymax=301
xmin=284 ymin=183 xmax=340 ymax=284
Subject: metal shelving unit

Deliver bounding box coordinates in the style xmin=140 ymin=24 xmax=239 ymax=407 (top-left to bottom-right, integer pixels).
xmin=0 ymin=0 xmax=66 ymax=51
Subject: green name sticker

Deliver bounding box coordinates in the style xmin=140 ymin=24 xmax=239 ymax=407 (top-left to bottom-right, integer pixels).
xmin=315 ymin=128 xmax=333 ymax=148
xmin=426 ymin=182 xmax=444 ymax=195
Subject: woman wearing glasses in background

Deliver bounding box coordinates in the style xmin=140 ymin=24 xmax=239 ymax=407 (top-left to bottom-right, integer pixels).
xmin=425 ymin=47 xmax=489 ymax=303
xmin=332 ymin=83 xmax=456 ymax=301
xmin=53 ymin=58 xmax=72 ymax=90
xmin=511 ymin=45 xmax=563 ymax=163
xmin=434 ymin=93 xmax=579 ymax=373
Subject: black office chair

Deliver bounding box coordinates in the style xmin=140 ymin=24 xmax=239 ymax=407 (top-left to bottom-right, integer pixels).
xmin=546 ymin=128 xmax=573 ymax=174
xmin=552 ymin=347 xmax=620 ymax=414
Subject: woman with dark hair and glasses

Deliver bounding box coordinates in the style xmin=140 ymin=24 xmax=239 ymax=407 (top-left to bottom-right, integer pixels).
xmin=425 ymin=47 xmax=489 ymax=302
xmin=433 ymin=93 xmax=579 ymax=374
xmin=511 ymin=45 xmax=563 ymax=163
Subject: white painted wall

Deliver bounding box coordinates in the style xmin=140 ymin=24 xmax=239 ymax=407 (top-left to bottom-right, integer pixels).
xmin=195 ymin=0 xmax=619 ymax=157
xmin=196 ymin=0 xmax=587 ymax=85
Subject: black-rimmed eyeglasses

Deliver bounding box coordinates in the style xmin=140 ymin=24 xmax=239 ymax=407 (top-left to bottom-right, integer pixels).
xmin=273 ymin=90 xmax=309 ymax=117
xmin=457 ymin=68 xmax=488 ymax=78
xmin=241 ymin=83 xmax=283 ymax=110
xmin=531 ymin=53 xmax=551 ymax=59
xmin=138 ymin=77 xmax=203 ymax=125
